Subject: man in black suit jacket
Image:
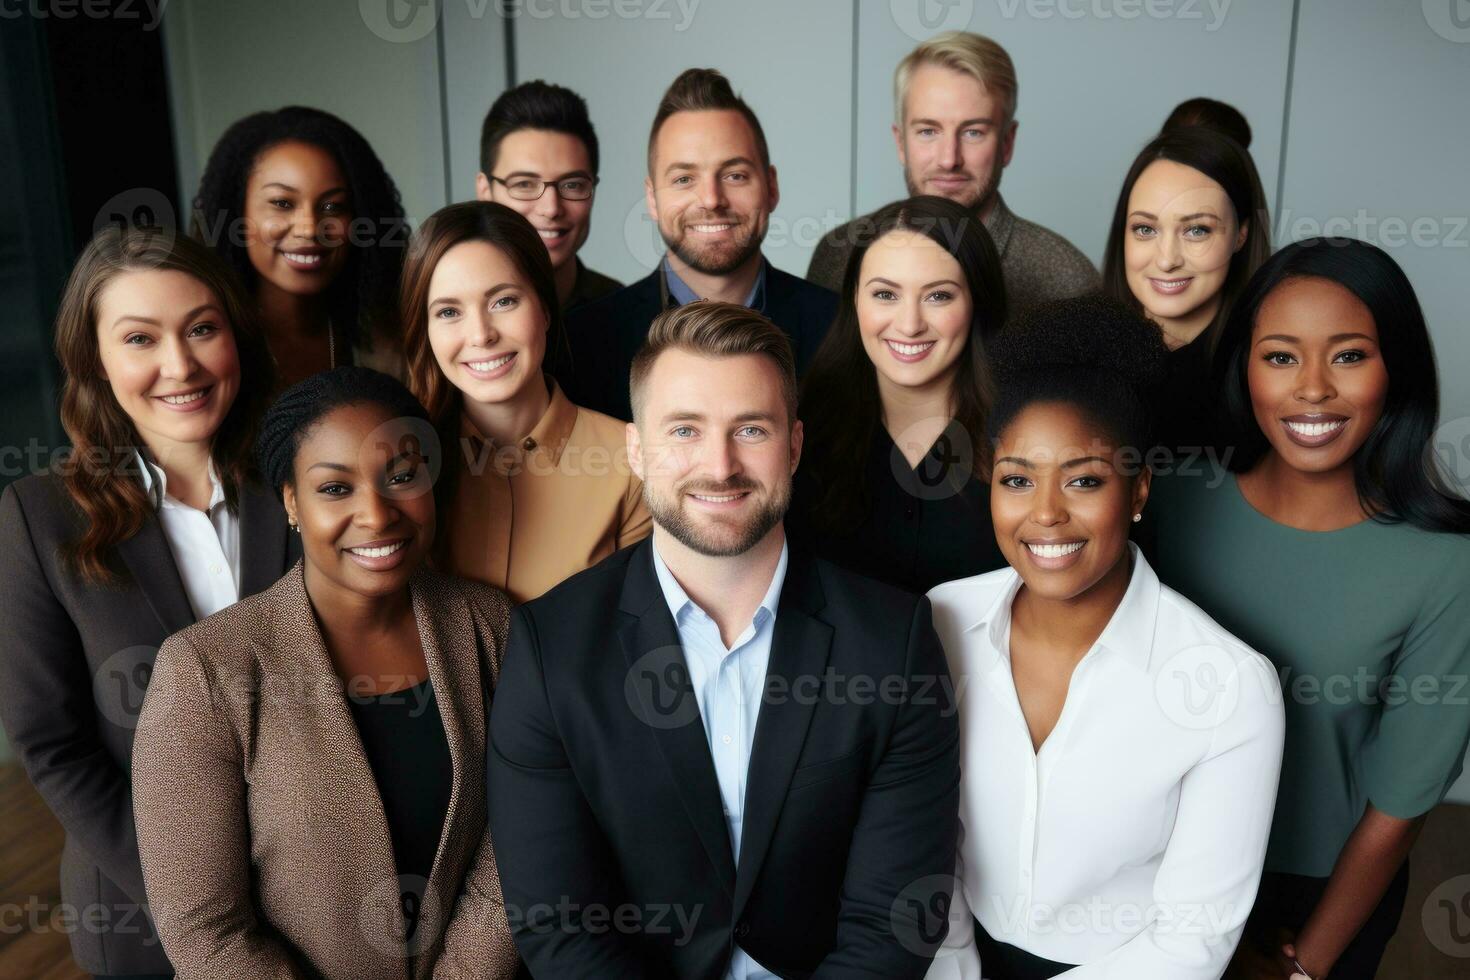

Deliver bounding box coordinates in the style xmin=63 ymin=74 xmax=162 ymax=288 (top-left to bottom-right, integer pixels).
xmin=549 ymin=67 xmax=836 ymax=422
xmin=488 ymin=301 xmax=959 ymax=979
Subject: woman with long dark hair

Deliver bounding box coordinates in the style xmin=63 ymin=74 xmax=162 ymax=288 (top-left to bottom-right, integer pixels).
xmin=791 ymin=195 xmax=1007 ymax=594
xmin=1102 ymin=127 xmax=1270 ymax=453
xmin=1151 ymin=238 xmax=1470 ymax=979
xmin=192 ymin=105 xmax=407 ymax=387
xmin=402 ymin=201 xmax=649 ymax=602
xmin=0 ymin=227 xmax=294 ymax=980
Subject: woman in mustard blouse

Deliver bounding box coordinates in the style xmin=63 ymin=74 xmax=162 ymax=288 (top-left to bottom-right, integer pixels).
xmin=402 ymin=201 xmax=650 ymax=602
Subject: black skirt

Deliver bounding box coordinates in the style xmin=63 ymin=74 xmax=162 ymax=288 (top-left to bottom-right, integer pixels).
xmin=975 ymin=916 xmax=1077 ymax=980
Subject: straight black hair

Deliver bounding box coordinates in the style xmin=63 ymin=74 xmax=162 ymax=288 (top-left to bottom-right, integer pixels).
xmin=1216 ymin=237 xmax=1470 ymax=533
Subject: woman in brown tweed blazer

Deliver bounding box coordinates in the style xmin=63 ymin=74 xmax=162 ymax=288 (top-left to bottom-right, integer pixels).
xmin=132 ymin=367 xmax=521 ymax=980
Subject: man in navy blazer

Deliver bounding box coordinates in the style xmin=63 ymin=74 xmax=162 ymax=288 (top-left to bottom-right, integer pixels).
xmin=488 ymin=301 xmax=959 ymax=979
xmin=550 ymin=67 xmax=836 ymax=422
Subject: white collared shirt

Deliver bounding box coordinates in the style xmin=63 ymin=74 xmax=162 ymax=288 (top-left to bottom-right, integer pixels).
xmin=924 ymin=545 xmax=1284 ymax=979
xmin=650 ymin=535 xmax=787 ymax=980
xmin=135 ymin=451 xmax=241 ymax=620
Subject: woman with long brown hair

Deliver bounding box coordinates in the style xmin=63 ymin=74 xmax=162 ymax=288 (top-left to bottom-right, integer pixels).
xmin=0 ymin=226 xmax=296 ymax=980
xmin=402 ymin=200 xmax=649 ymax=603
xmin=790 ymin=195 xmax=1008 ymax=594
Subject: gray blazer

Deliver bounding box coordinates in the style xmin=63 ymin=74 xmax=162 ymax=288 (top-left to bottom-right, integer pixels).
xmin=0 ymin=471 xmax=296 ymax=976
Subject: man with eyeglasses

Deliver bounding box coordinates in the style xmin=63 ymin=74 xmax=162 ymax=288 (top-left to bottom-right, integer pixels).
xmin=477 ymin=80 xmax=622 ymax=312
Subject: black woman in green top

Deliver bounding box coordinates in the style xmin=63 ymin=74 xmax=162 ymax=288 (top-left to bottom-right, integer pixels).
xmin=1150 ymin=237 xmax=1470 ymax=980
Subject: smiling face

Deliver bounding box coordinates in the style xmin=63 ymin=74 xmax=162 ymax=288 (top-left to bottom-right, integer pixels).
xmin=426 ymin=238 xmax=548 ymax=407
xmin=242 ymin=140 xmax=353 ymax=296
xmin=646 ymin=109 xmax=777 ymax=277
xmin=1248 ymin=276 xmax=1388 ymax=475
xmin=282 ymin=401 xmax=435 ymax=601
xmin=477 ymin=128 xmax=594 ymax=272
xmin=1123 ymin=159 xmax=1246 ymax=347
xmin=628 ymin=348 xmax=801 ymax=557
xmin=894 ymin=63 xmax=1015 ymax=213
xmin=95 ymin=268 xmax=241 ymax=462
xmin=856 ymin=229 xmax=973 ymax=398
xmin=991 ymin=401 xmax=1148 ymax=603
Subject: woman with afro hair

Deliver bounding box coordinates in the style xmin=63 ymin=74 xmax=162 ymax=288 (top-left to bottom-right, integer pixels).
xmin=925 ymin=296 xmax=1284 ymax=979
xmin=191 ymin=106 xmax=408 ymax=388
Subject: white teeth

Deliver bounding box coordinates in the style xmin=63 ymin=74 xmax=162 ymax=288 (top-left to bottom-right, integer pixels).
xmin=537 ymin=229 xmax=565 ymax=239
xmin=1153 ymin=278 xmax=1189 ymax=287
xmin=347 ymin=541 xmax=406 ymax=558
xmin=160 ymin=390 xmax=207 ymax=405
xmin=691 ymin=493 xmax=743 ymax=503
xmin=1027 ymin=541 xmax=1084 ymax=559
xmin=886 ymin=340 xmax=935 ymax=356
xmin=283 ymin=252 xmax=322 ymax=265
xmin=467 ymin=353 xmax=514 ymax=372
xmin=690 ymin=223 xmax=732 ymax=233
xmin=1286 ymin=419 xmax=1345 ymax=437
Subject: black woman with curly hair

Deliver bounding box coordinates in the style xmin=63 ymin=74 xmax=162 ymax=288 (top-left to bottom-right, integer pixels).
xmin=192 ymin=106 xmax=408 ymax=389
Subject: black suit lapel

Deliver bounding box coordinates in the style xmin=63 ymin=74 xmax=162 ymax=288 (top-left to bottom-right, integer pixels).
xmin=732 ymin=554 xmax=832 ymax=919
xmin=236 ymin=479 xmax=292 ymax=597
xmin=116 ymin=517 xmax=196 ymax=636
xmin=617 ymin=542 xmax=737 ymax=897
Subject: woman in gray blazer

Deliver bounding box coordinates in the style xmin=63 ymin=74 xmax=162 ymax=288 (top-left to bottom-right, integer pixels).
xmin=0 ymin=227 xmax=293 ymax=979
xmin=131 ymin=367 xmax=521 ymax=980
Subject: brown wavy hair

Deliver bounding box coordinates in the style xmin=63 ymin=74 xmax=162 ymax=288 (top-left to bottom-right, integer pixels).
xmin=55 ymin=226 xmax=276 ymax=583
xmin=401 ymin=201 xmax=562 ymax=507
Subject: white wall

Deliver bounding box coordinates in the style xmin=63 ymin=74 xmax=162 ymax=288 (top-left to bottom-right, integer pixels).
xmin=162 ymin=0 xmax=450 ymax=228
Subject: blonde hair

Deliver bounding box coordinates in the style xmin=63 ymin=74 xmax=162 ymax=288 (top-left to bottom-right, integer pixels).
xmin=628 ymin=301 xmax=796 ymax=425
xmin=893 ymin=31 xmax=1018 ymax=128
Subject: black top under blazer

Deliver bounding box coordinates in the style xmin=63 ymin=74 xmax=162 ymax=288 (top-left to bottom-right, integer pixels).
xmin=550 ymin=261 xmax=838 ymax=422
xmin=0 ymin=471 xmax=297 ymax=976
xmin=486 ymin=537 xmax=961 ymax=979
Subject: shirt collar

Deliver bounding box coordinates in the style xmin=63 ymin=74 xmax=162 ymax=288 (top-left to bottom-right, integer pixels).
xmin=458 ymin=375 xmax=579 ymax=468
xmin=133 ymin=449 xmax=226 ymax=512
xmin=649 ymin=532 xmax=789 ymax=630
xmin=661 ymin=254 xmax=769 ymax=313
xmin=981 ymin=193 xmax=1015 ymax=257
xmin=965 ymin=543 xmax=1162 ymax=673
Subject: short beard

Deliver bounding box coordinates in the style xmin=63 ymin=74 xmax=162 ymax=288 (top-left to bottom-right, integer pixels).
xmin=645 ymin=478 xmax=789 ymax=558
xmin=664 ymin=219 xmax=766 ymax=277
xmin=904 ymin=163 xmax=1003 ymax=214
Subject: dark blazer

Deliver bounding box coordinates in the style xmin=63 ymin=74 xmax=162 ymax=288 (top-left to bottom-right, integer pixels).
xmin=0 ymin=471 xmax=298 ymax=976
xmin=487 ymin=537 xmax=961 ymax=979
xmin=550 ymin=260 xmax=838 ymax=421
xmin=132 ymin=561 xmax=520 ymax=980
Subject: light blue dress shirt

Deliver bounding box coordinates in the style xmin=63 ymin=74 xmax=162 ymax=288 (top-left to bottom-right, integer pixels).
xmin=662 ymin=254 xmax=769 ymax=313
xmin=649 ymin=536 xmax=788 ymax=980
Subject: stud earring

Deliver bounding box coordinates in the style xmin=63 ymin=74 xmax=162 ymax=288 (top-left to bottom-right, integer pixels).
xmin=1132 ymin=513 xmax=1142 ymax=523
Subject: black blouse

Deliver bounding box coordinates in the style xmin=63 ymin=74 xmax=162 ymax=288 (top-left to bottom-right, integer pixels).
xmin=347 ymin=677 xmax=453 ymax=943
xmin=791 ymin=421 xmax=1007 ymax=595
xmin=1153 ymin=334 xmax=1222 ymax=458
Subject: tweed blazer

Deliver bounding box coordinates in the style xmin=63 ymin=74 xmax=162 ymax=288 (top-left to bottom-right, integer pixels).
xmin=131 ymin=559 xmax=520 ymax=980
xmin=0 ymin=471 xmax=296 ymax=976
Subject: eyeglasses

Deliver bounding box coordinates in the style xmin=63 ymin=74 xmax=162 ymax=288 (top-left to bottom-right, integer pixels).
xmin=489 ymin=175 xmax=598 ymax=202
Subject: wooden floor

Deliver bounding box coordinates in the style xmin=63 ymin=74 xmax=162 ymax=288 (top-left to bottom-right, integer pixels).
xmin=0 ymin=764 xmax=84 ymax=980
xmin=0 ymin=762 xmax=1466 ymax=979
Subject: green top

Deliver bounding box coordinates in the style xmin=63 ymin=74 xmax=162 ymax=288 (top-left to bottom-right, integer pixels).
xmin=1150 ymin=472 xmax=1470 ymax=877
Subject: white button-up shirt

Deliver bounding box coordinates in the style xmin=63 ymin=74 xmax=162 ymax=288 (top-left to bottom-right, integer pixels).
xmin=135 ymin=451 xmax=241 ymax=620
xmin=924 ymin=545 xmax=1284 ymax=979
xmin=651 ymin=536 xmax=787 ymax=980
